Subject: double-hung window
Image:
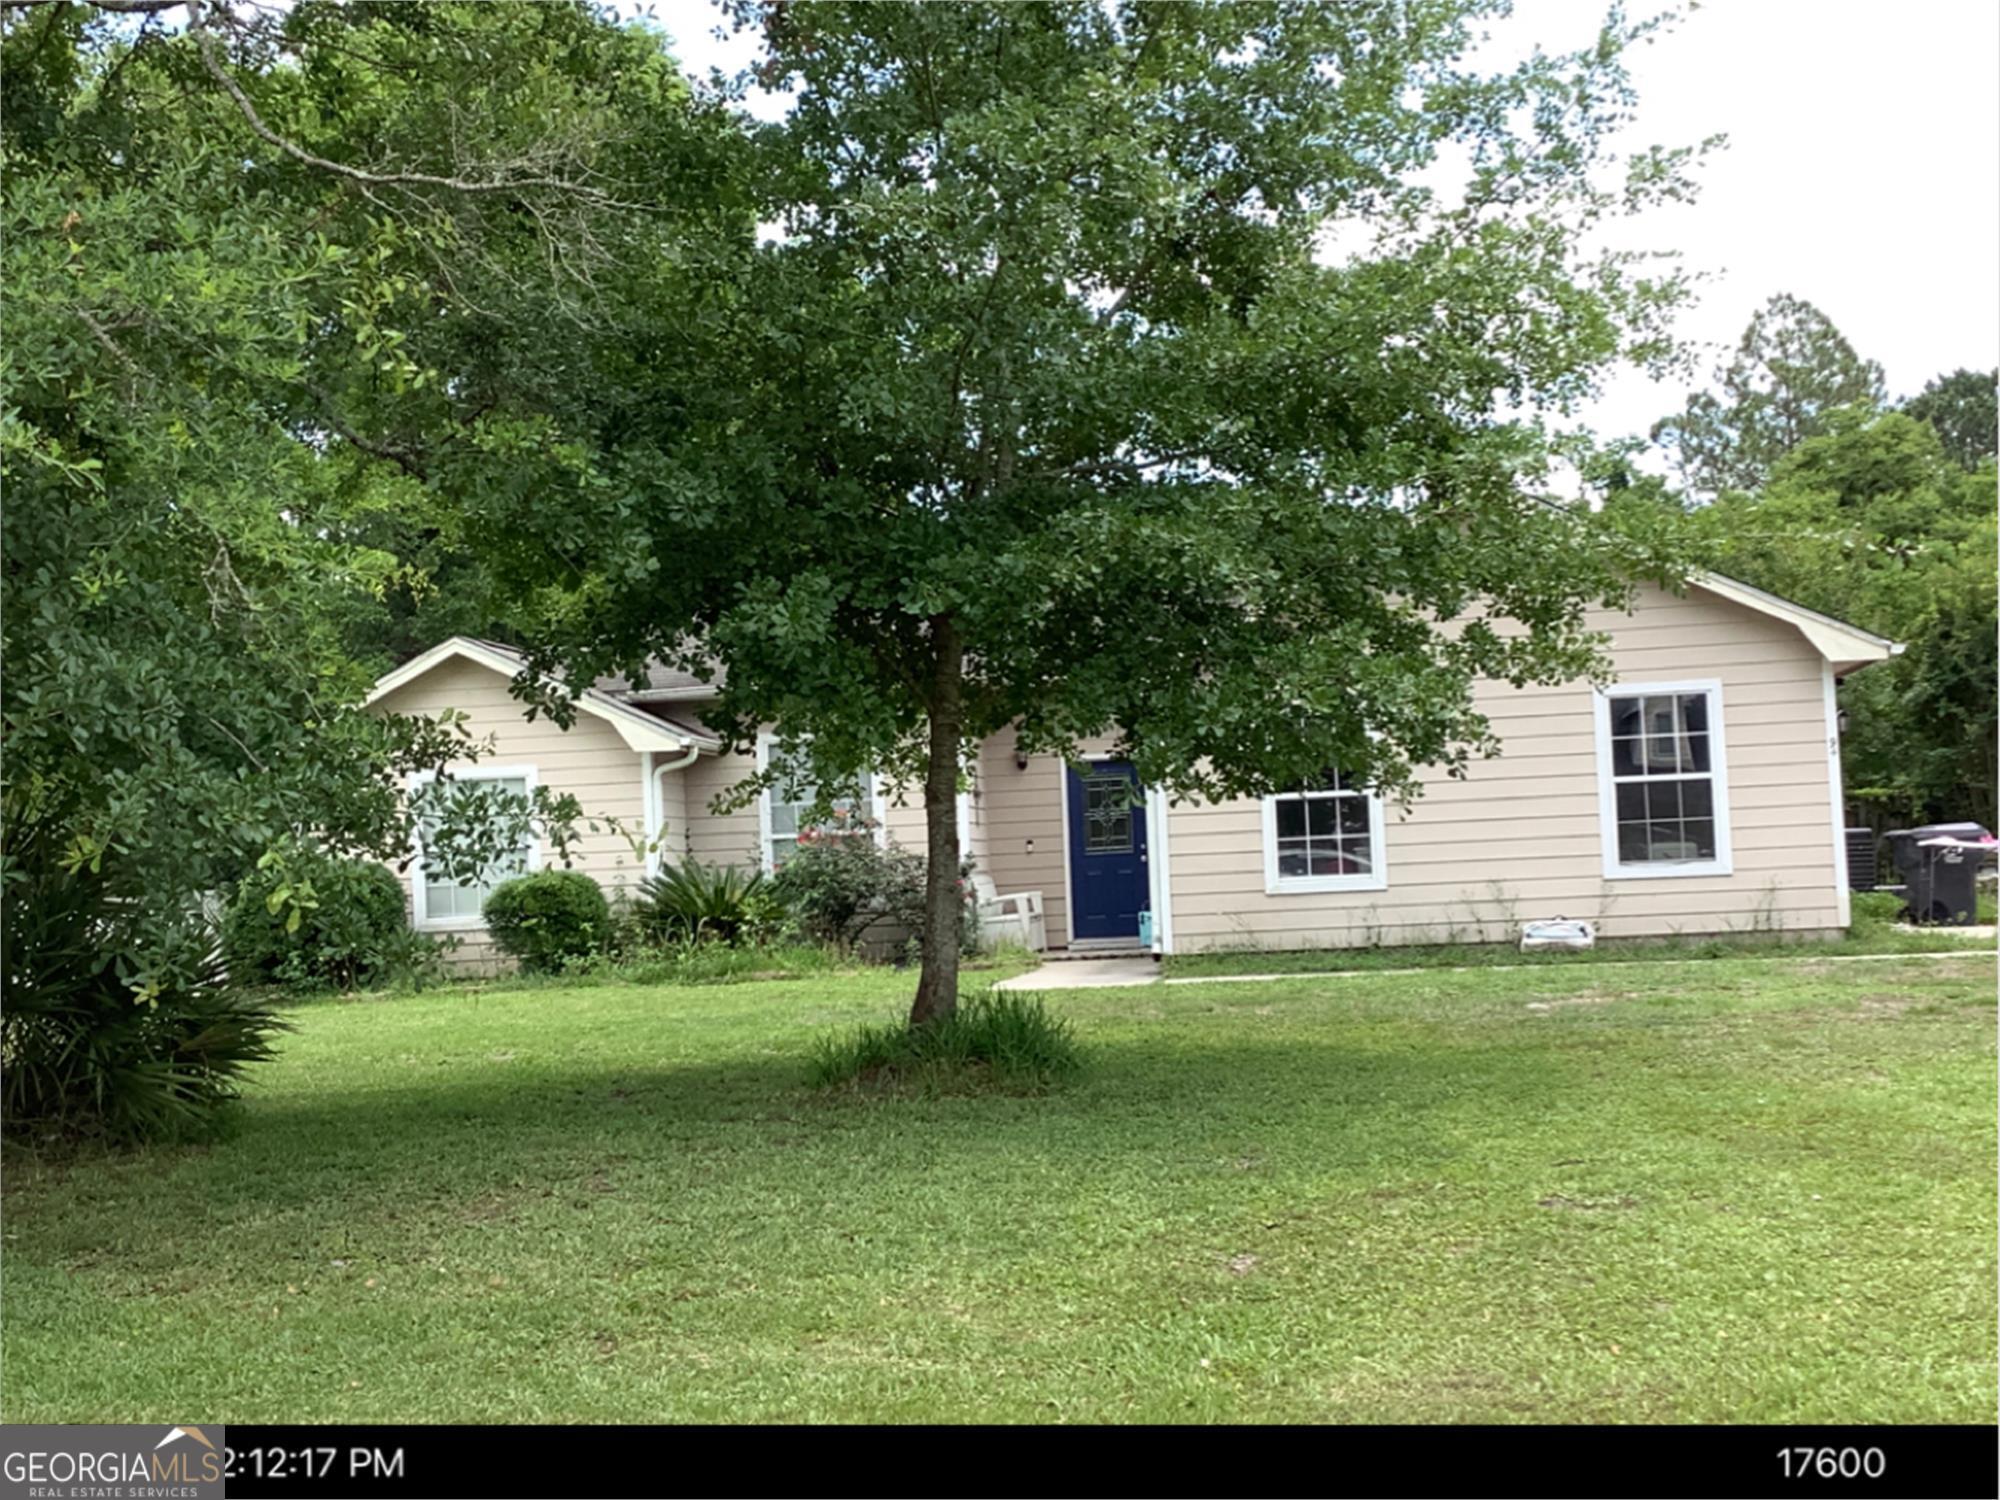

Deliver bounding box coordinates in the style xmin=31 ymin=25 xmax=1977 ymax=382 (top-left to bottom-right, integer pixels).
xmin=1596 ymin=680 xmax=1732 ymax=878
xmin=758 ymin=737 xmax=880 ymax=870
xmin=1261 ymin=770 xmax=1388 ymax=894
xmin=409 ymin=766 xmax=539 ymax=927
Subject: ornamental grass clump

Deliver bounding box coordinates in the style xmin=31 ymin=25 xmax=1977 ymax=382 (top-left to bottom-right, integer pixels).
xmin=808 ymin=990 xmax=1081 ymax=1094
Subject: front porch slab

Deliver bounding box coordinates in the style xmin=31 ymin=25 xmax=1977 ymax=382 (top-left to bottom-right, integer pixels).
xmin=994 ymin=955 xmax=1160 ymax=990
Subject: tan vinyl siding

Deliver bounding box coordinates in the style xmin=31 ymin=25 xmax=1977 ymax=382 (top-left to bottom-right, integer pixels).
xmin=1164 ymin=584 xmax=1845 ymax=953
xmin=371 ymin=657 xmax=651 ymax=971
xmin=683 ymin=746 xmax=763 ymax=869
xmin=876 ymin=784 xmax=929 ymax=853
xmin=975 ymin=725 xmax=1124 ymax=948
xmin=681 ymin=741 xmax=945 ymax=872
xmin=654 ymin=758 xmax=690 ymax=865
xmin=977 ymin=726 xmax=1069 ymax=946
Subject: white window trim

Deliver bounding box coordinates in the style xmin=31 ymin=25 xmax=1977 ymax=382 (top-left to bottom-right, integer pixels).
xmin=1145 ymin=783 xmax=1175 ymax=954
xmin=1823 ymin=662 xmax=1852 ymax=929
xmin=1260 ymin=780 xmax=1389 ymax=895
xmin=1594 ymin=678 xmax=1734 ymax=881
xmin=755 ymin=733 xmax=885 ymax=873
xmin=406 ymin=763 xmax=542 ymax=930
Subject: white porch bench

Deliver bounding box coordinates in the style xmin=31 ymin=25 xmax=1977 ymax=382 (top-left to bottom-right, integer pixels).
xmin=971 ymin=873 xmax=1047 ymax=953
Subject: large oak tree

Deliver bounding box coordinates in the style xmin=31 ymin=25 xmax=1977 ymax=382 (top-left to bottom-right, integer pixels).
xmin=8 ymin=1 xmax=1707 ymax=1054
xmin=443 ymin=1 xmax=1702 ymax=1022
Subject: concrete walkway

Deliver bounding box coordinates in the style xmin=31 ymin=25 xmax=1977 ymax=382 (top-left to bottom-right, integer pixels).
xmin=995 ymin=943 xmax=1992 ymax=992
xmin=994 ymin=956 xmax=1160 ymax=990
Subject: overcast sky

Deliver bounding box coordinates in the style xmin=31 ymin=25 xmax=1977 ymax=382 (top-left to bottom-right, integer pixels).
xmin=646 ymin=0 xmax=2000 ymax=448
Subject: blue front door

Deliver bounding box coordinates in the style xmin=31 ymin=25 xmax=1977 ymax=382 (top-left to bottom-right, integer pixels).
xmin=1066 ymin=762 xmax=1149 ymax=942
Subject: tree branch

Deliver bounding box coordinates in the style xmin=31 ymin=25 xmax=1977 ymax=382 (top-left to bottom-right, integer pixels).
xmin=182 ymin=0 xmax=611 ymax=201
xmin=75 ymin=308 xmax=145 ymax=396
xmin=301 ymin=383 xmax=429 ymax=481
xmin=1 ymin=1 xmax=184 ymax=12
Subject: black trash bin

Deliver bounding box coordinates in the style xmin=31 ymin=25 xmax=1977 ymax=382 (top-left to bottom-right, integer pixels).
xmin=1881 ymin=823 xmax=1992 ymax=925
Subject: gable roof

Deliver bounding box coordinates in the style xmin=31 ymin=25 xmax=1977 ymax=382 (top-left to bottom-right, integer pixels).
xmin=594 ymin=658 xmax=723 ymax=700
xmin=364 ymin=637 xmax=721 ymax=754
xmin=1690 ymin=573 xmax=1900 ymax=676
xmin=370 ymin=573 xmax=1897 ymax=748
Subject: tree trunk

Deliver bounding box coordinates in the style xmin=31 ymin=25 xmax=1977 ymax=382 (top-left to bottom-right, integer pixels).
xmin=908 ymin=615 xmax=964 ymax=1027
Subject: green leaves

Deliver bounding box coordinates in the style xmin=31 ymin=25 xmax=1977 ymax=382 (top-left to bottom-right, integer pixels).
xmin=1691 ymin=408 xmax=1996 ymax=827
xmin=456 ymin=1 xmax=1703 ymax=808
xmin=1653 ymin=294 xmax=1889 ymax=498
xmin=0 ymin=2 xmax=639 ymax=1029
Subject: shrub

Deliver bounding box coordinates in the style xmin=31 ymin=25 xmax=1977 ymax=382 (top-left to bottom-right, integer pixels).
xmin=554 ymin=938 xmax=854 ymax=988
xmin=483 ymin=869 xmax=610 ymax=973
xmin=3 ymin=851 xmax=288 ymax=1141
xmin=1850 ymin=890 xmax=1908 ymax=930
xmin=632 ymin=860 xmax=770 ymax=946
xmin=808 ymin=991 xmax=1081 ymax=1093
xmin=222 ymin=848 xmax=428 ymax=991
xmin=770 ymin=827 xmax=976 ymax=956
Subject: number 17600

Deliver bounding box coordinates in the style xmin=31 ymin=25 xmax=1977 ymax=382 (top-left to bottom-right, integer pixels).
xmin=1777 ymin=1447 xmax=1886 ymax=1479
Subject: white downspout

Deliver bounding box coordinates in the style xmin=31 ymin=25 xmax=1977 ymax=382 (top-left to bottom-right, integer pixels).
xmin=646 ymin=742 xmax=701 ymax=876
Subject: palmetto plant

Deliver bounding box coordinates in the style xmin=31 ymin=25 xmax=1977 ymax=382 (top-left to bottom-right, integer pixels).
xmin=631 ymin=861 xmax=769 ymax=947
xmin=1 ymin=819 xmax=288 ymax=1141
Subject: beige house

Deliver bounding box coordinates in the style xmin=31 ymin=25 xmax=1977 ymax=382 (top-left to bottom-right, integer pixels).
xmin=365 ymin=575 xmax=1896 ymax=968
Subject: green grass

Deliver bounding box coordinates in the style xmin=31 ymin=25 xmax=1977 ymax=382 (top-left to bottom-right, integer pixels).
xmin=808 ymin=990 xmax=1081 ymax=1093
xmin=4 ymin=954 xmax=1993 ymax=1423
xmin=1161 ymin=903 xmax=1991 ymax=980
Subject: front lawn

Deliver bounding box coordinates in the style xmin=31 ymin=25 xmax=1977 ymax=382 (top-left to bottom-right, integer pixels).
xmin=4 ymin=955 xmax=1993 ymax=1423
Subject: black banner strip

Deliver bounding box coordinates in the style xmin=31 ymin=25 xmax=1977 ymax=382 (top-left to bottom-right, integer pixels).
xmin=222 ymin=1423 xmax=1997 ymax=1500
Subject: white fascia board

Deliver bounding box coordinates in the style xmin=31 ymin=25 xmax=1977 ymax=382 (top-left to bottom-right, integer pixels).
xmin=365 ymin=636 xmax=713 ymax=755
xmin=1691 ymin=573 xmax=1900 ymax=674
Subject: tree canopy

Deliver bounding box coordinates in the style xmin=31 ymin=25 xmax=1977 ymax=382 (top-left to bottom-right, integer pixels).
xmin=410 ymin=0 xmax=1704 ymax=1020
xmin=1903 ymin=366 xmax=1999 ymax=471
xmin=6 ymin=0 xmax=1712 ymax=1047
xmin=1 ymin=0 xmax=708 ymax=1124
xmin=1690 ymin=411 xmax=1996 ymax=828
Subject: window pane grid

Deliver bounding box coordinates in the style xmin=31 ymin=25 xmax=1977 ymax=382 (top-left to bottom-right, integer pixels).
xmin=419 ymin=775 xmax=532 ymax=921
xmin=1607 ymin=691 xmax=1720 ymax=867
xmin=1270 ymin=778 xmax=1374 ymax=884
xmin=765 ymin=747 xmax=876 ymax=868
xmin=1084 ymin=775 xmax=1134 ymax=853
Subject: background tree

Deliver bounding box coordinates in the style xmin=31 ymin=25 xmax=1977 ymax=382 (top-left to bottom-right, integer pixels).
xmin=1652 ymin=292 xmax=1887 ymax=496
xmin=434 ymin=1 xmax=1705 ymax=1024
xmin=1902 ymin=366 xmax=1998 ymax=471
xmin=1689 ymin=410 xmax=1996 ymax=828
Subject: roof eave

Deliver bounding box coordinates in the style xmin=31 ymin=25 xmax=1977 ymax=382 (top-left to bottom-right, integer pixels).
xmin=365 ymin=637 xmax=718 ymax=755
xmin=621 ymin=685 xmax=721 ymax=703
xmin=1690 ymin=572 xmax=1900 ymax=675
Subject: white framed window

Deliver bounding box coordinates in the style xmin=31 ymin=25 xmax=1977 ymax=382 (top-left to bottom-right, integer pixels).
xmin=1261 ymin=770 xmax=1388 ymax=894
xmin=1594 ymin=679 xmax=1733 ymax=879
xmin=407 ymin=764 xmax=541 ymax=929
xmin=756 ymin=736 xmax=881 ymax=871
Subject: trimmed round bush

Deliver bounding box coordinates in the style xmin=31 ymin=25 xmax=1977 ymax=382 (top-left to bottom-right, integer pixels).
xmin=483 ymin=870 xmax=610 ymax=973
xmin=223 ymin=852 xmax=412 ymax=990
